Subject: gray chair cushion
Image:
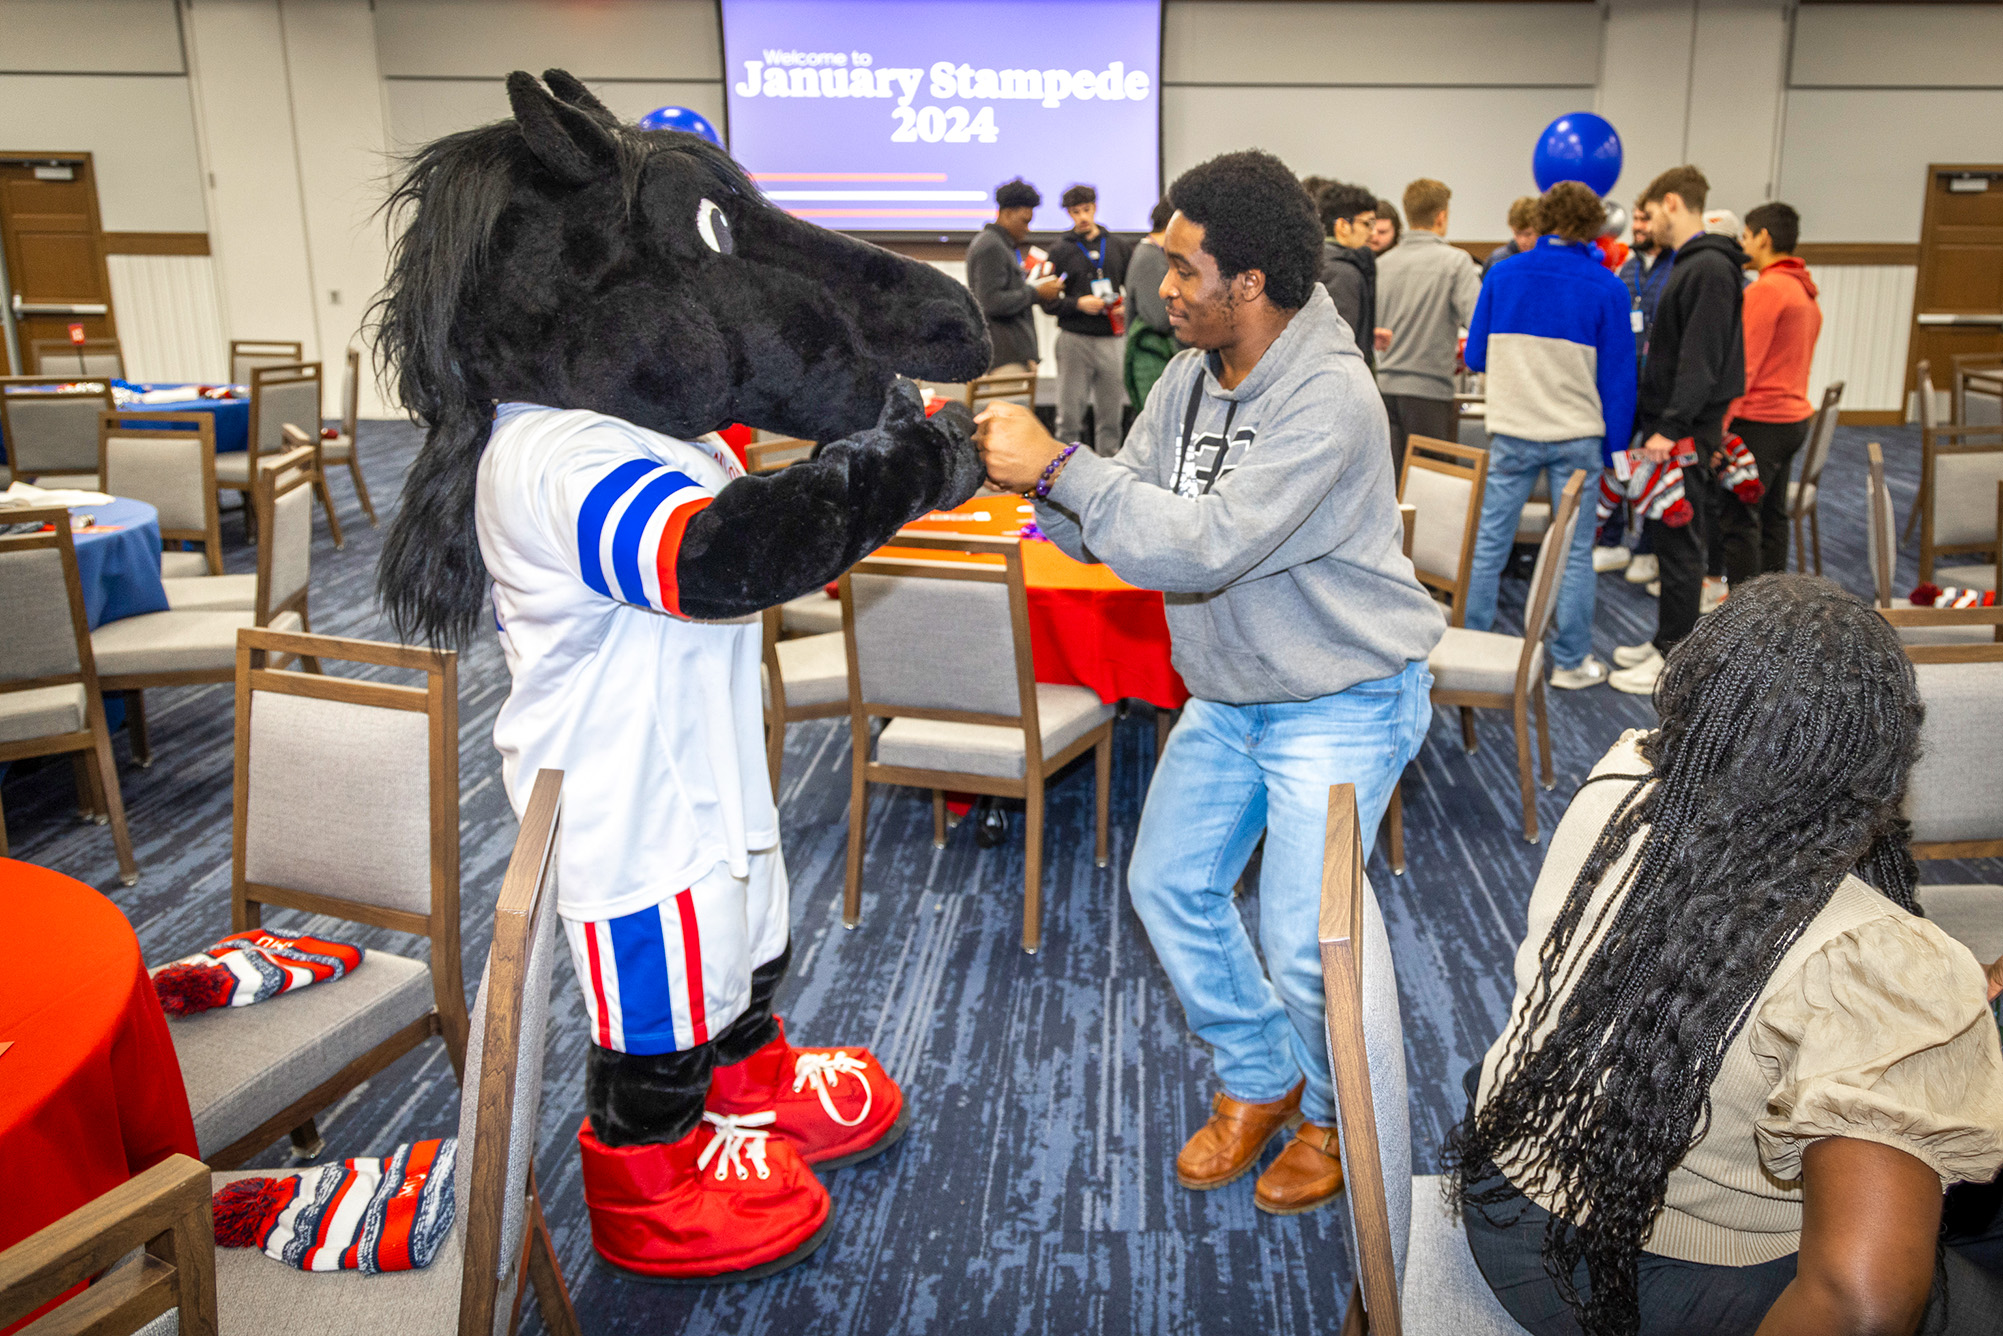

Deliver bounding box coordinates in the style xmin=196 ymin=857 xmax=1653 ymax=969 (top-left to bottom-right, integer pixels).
xmin=1787 ymin=479 xmax=1817 ymax=514
xmin=171 ymin=949 xmax=433 ymax=1157
xmin=1918 ymin=885 xmax=2003 ymax=966
xmin=322 ymin=435 xmax=351 ymax=461
xmin=214 ymin=454 xmax=251 ymax=485
xmin=1932 ymin=563 xmax=1998 ymax=593
xmin=779 ymin=591 xmax=843 ymax=636
xmin=1403 ymin=1175 xmax=1531 ymax=1333
xmin=91 ymin=609 xmax=301 ymax=676
xmin=32 ymin=472 xmax=102 ymax=490
xmin=210 ymin=1168 xmax=463 ymax=1336
xmin=162 ymin=574 xmax=257 ymax=612
xmin=160 ymin=550 xmax=213 ymax=579
xmin=0 ymin=683 xmax=86 ymax=744
xmin=768 ymin=632 xmax=847 ymax=709
xmin=875 ymin=684 xmax=1113 ymax=779
xmin=1513 ymin=499 xmax=1551 ymax=541
xmin=1429 ymin=627 xmax=1536 ymax=697
xmin=1906 ymin=661 xmax=2003 ymax=844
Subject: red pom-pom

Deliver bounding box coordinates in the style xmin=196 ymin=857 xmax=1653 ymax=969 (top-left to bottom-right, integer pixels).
xmin=1660 ymin=498 xmax=1694 ymax=529
xmin=320 ymin=426 xmax=338 ymax=440
xmin=211 ymin=1178 xmax=289 ymax=1248
xmin=1732 ymin=479 xmax=1764 ymax=503
xmin=152 ymin=962 xmax=236 ymax=1017
xmin=1910 ymin=582 xmax=1943 ymax=608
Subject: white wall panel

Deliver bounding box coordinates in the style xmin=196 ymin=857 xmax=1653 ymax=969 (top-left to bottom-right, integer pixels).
xmin=0 ymin=0 xmax=183 ymax=73
xmin=1165 ymin=84 xmax=1590 ymax=239
xmin=0 ymin=74 xmax=208 ymax=231
xmin=1778 ymin=89 xmax=2003 ymax=243
xmin=1792 ymin=5 xmax=2003 ymax=89
xmin=107 ymin=253 xmax=228 ymax=383
xmin=1683 ymin=0 xmax=1787 ymax=215
xmin=1807 ymin=265 xmax=1917 ymax=413
xmin=384 ymin=75 xmax=724 ymax=150
xmin=1164 ymin=1 xmax=1598 ymax=87
xmin=1596 ymin=0 xmax=1694 ymax=208
xmin=374 ymin=0 xmax=720 ymax=80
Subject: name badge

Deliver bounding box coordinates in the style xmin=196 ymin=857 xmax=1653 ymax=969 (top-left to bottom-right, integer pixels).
xmin=1630 ymin=309 xmax=1644 ymax=333
xmin=1091 ymin=277 xmax=1115 ymax=302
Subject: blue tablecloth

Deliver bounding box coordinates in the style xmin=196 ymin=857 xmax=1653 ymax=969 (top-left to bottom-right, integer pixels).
xmin=73 ymin=497 xmax=170 ymax=629
xmin=123 ymin=385 xmax=251 ymax=454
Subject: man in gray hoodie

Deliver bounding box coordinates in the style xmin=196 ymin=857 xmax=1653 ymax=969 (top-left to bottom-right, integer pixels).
xmin=1375 ymin=177 xmax=1483 ymax=474
xmin=978 ymin=150 xmax=1443 ymax=1218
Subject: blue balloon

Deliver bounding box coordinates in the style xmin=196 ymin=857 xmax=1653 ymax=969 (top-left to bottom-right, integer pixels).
xmin=1532 ymin=113 xmax=1623 ymax=196
xmin=639 ymin=105 xmax=723 ymax=145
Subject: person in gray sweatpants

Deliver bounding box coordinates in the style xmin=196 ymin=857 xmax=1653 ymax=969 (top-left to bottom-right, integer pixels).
xmin=1046 ymin=184 xmax=1131 ymax=455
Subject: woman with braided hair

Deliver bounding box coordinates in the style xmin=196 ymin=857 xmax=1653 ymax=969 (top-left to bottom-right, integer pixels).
xmin=1448 ymin=573 xmax=2003 ymax=1335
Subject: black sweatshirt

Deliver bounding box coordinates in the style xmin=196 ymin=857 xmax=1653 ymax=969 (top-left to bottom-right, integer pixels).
xmin=1045 ymin=227 xmax=1132 ymax=337
xmin=1638 ymin=231 xmax=1748 ymax=447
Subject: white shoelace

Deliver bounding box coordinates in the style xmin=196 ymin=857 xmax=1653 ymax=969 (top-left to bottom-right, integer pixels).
xmin=696 ymin=1110 xmax=776 ymax=1181
xmin=792 ymin=1051 xmax=873 ymax=1128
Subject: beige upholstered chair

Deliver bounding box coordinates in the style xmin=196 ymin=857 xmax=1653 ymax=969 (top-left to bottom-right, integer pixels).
xmin=779 ymin=590 xmax=844 ymax=635
xmin=761 ymin=605 xmax=849 ymax=795
xmin=1953 ymin=355 xmax=2003 ymax=429
xmin=1866 ymin=442 xmax=1998 ymax=647
xmin=0 ymin=506 xmax=137 ymax=883
xmin=0 ymin=771 xmax=581 ymax=1336
xmin=745 ymin=435 xmax=814 ymax=474
xmin=0 ymin=376 xmax=115 ymax=487
xmin=228 ymin=338 xmax=303 ymax=387
xmin=162 ymin=627 xmax=472 ymax=1169
xmin=100 ymin=410 xmax=225 ymax=580
xmin=93 ymin=445 xmax=317 ymax=764
xmin=840 ymin=532 xmax=1115 ymax=954
xmin=1786 ymin=381 xmax=1843 ymax=573
xmin=28 ymin=336 xmax=125 ymax=379
xmin=1416 ymin=470 xmax=1586 ymax=847
xmin=1398 ymin=435 xmax=1488 ymax=629
xmin=319 ymin=346 xmax=376 ymax=526
xmin=223 ymin=364 xmax=341 ymax=548
xmin=1318 ymin=783 xmax=1530 ymax=1336
xmin=1916 ymin=411 xmax=2003 ymax=591
xmin=965 ymin=370 xmax=1036 ymax=413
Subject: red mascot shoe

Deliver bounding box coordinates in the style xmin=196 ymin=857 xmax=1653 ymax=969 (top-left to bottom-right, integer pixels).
xmin=577 ymin=1112 xmax=832 ymax=1284
xmin=706 ymin=1017 xmax=908 ymax=1169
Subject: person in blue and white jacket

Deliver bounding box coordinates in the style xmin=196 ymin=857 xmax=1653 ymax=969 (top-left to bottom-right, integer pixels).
xmin=1462 ymin=181 xmax=1637 ymax=690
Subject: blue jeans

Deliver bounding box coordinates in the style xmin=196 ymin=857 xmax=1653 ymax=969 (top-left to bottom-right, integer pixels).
xmin=1128 ymin=660 xmax=1432 ymax=1124
xmin=1463 ymin=433 xmax=1602 ymax=670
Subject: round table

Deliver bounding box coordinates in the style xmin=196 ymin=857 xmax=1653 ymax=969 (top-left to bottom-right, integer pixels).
xmin=891 ymin=499 xmax=1189 ymax=709
xmin=121 ymin=384 xmax=251 ymax=454
xmin=68 ymin=497 xmax=171 ymax=629
xmin=0 ymin=859 xmax=197 ymax=1276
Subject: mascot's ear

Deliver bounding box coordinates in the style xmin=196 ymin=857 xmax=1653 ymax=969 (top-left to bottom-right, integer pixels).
xmin=506 ymin=70 xmax=619 ymax=186
xmin=541 ymin=68 xmax=619 ymax=125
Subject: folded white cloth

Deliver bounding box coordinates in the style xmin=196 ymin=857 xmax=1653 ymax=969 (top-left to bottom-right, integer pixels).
xmin=0 ymin=481 xmax=115 ymax=507
xmin=133 ymin=386 xmax=204 ymax=404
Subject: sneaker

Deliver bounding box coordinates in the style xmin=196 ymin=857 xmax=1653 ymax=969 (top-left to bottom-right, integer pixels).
xmin=1609 ymin=652 xmax=1666 ymax=696
xmin=1613 ymin=642 xmax=1661 ymax=669
xmin=1550 ymin=656 xmax=1608 ymax=690
xmin=1702 ymin=577 xmax=1729 ymax=614
xmin=577 ymin=1115 xmax=833 ymax=1283
xmin=706 ymin=1017 xmax=907 ymax=1169
xmin=1593 ymin=545 xmax=1632 ymax=573
xmin=1624 ymin=553 xmax=1659 ymax=584
xmin=1646 ymin=580 xmax=1661 ymax=597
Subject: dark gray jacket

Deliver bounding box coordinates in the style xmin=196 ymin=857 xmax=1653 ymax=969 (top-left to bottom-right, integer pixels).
xmin=1318 ymin=240 xmax=1376 ymax=368
xmin=1125 ymin=238 xmax=1173 ymax=335
xmin=964 ymin=222 xmax=1041 ymax=369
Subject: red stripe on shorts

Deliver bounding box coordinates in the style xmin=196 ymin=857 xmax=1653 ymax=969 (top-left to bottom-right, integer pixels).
xmin=584 ymin=923 xmax=612 ymax=1049
xmin=674 ymin=888 xmax=708 ymax=1046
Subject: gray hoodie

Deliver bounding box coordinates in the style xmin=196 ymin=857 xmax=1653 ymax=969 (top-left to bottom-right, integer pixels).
xmin=1034 ymin=284 xmax=1444 ymax=704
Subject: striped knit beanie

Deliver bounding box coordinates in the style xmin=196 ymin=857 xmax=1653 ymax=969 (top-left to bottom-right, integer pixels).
xmin=152 ymin=930 xmax=363 ymax=1018
xmin=211 ymin=1139 xmax=456 ymax=1273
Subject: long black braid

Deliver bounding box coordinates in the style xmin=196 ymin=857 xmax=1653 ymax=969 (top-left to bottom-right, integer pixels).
xmin=1444 ymin=574 xmax=1925 ymax=1335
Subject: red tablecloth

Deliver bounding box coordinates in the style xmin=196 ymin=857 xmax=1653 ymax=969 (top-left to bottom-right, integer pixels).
xmin=0 ymin=860 xmax=197 ymax=1281
xmin=886 ymin=500 xmax=1189 ymax=709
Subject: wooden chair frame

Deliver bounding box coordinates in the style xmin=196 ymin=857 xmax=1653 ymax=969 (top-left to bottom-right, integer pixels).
xmin=761 ymin=605 xmax=847 ymax=795
xmin=1951 ymin=353 xmax=2003 ymax=429
xmin=0 ymin=507 xmax=138 ymax=884
xmin=0 ymin=1154 xmax=218 ymax=1336
xmin=237 ymin=365 xmax=342 ymax=549
xmin=327 ymin=346 xmax=377 ymax=526
xmin=0 ymin=377 xmax=116 ymax=484
xmin=1915 ymin=418 xmax=2003 ymax=585
xmin=202 ymin=626 xmax=468 ymax=1168
xmin=1787 ymin=381 xmax=1843 ymax=574
xmin=840 ymin=531 xmax=1112 ymax=954
xmin=744 ymin=436 xmax=814 ymax=474
xmin=965 ymin=370 xmax=1036 ymax=414
xmin=1319 ymin=783 xmax=1406 ymax=1336
xmin=100 ymin=410 xmax=224 ymax=578
xmin=228 ymin=339 xmax=303 ymax=386
xmin=1397 ymin=434 xmax=1488 ymax=629
xmin=27 ymin=337 xmax=125 ymax=380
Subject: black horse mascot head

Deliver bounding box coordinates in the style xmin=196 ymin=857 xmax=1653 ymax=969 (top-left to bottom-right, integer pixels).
xmin=375 ymin=69 xmax=991 ymax=644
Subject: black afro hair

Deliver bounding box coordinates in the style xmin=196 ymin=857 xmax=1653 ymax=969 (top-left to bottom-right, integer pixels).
xmin=995 ymin=177 xmax=1041 ymax=210
xmin=1169 ymin=150 xmax=1322 ymax=310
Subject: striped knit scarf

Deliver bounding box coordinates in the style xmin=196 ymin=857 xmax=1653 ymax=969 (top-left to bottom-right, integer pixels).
xmin=152 ymin=931 xmax=363 ymax=1018
xmin=211 ymin=1139 xmax=456 ymax=1273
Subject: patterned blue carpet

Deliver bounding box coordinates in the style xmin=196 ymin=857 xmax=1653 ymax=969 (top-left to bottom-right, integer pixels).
xmin=7 ymin=418 xmax=1995 ymax=1335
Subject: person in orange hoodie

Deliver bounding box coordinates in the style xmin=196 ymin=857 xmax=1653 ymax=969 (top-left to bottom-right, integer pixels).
xmin=1724 ymin=201 xmax=1822 ymax=574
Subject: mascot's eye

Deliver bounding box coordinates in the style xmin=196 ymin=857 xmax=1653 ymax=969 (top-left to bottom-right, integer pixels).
xmin=696 ymin=198 xmax=734 ymax=256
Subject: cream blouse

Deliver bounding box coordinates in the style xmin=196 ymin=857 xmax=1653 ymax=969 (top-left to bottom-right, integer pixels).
xmin=1477 ymin=730 xmax=2003 ymax=1266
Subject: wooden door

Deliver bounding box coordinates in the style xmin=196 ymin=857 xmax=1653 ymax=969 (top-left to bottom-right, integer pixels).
xmin=1909 ymin=164 xmax=2003 ymax=406
xmin=0 ymin=153 xmax=117 ymax=375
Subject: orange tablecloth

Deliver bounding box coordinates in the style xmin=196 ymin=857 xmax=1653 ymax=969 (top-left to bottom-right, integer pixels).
xmin=0 ymin=860 xmax=197 ymax=1293
xmin=884 ymin=499 xmax=1188 ymax=709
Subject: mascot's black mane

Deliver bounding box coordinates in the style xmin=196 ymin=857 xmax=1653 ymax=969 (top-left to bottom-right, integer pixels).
xmin=373 ymin=69 xmax=989 ymax=645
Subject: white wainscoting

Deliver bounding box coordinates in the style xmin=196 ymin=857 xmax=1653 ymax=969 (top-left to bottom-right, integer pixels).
xmin=107 ymin=254 xmax=228 ymax=384
xmin=1807 ymin=265 xmax=1916 ymax=415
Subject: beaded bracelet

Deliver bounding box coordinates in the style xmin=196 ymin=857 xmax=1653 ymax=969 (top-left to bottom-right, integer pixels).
xmin=1027 ymin=443 xmax=1080 ymax=501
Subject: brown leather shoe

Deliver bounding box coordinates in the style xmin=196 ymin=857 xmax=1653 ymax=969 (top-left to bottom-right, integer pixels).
xmin=1175 ymin=1081 xmax=1304 ymax=1190
xmin=1254 ymin=1121 xmax=1344 ymax=1215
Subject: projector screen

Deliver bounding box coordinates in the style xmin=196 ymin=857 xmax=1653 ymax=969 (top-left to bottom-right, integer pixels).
xmin=721 ymin=0 xmax=1163 ymax=234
